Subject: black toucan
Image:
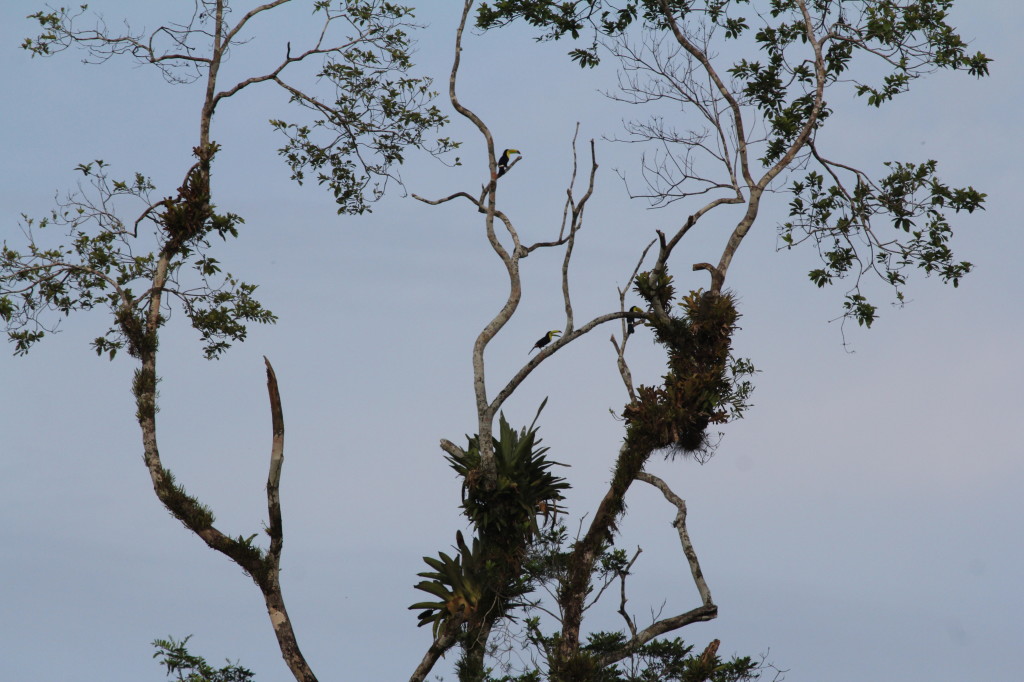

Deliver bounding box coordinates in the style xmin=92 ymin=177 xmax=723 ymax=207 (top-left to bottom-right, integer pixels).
xmin=626 ymin=306 xmax=645 ymax=336
xmin=498 ymin=148 xmax=520 ymax=177
xmin=530 ymin=329 xmax=561 ymax=353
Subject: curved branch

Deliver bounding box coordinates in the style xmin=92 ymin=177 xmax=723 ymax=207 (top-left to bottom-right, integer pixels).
xmin=715 ymin=0 xmax=828 ymax=285
xmin=409 ymin=628 xmax=460 ymax=682
xmin=259 ymin=357 xmax=317 ymax=682
xmin=558 ymin=137 xmax=599 ymax=335
xmin=450 ymin=0 xmax=496 ymax=179
xmin=636 ymin=471 xmax=712 ymax=606
xmin=134 ymin=198 xmax=175 ymax=237
xmin=593 ymin=471 xmax=718 ymax=668
xmin=448 ymin=0 xmax=522 ymax=487
xmin=264 ymin=357 xmax=284 ymax=561
xmin=412 ymin=191 xmax=482 ymax=209
xmin=214 ymin=11 xmax=345 ymax=108
xmin=691 ymin=262 xmax=723 ymax=292
xmin=596 ymin=603 xmax=718 ymax=668
xmin=488 ymin=310 xmax=627 ymax=414
xmin=135 ymin=353 xmax=318 ymax=682
xmin=223 ymin=0 xmax=292 ymax=46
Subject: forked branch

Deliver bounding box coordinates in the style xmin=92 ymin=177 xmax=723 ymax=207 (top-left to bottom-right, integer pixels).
xmin=132 ymin=350 xmax=316 ymax=682
xmin=259 ymin=358 xmax=317 ymax=682
xmin=591 ymin=471 xmax=716 ymax=667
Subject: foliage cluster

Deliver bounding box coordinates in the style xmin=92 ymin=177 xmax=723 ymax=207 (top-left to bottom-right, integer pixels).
xmin=477 ymin=0 xmax=990 ymax=78
xmin=271 ymin=2 xmax=458 ymax=214
xmin=627 ymin=282 xmax=749 ymax=458
xmin=153 ymin=635 xmax=255 ymax=682
xmin=0 ymin=149 xmax=274 ymax=360
xmin=477 ymin=0 xmax=988 ymax=327
xmin=782 ymin=161 xmax=984 ymax=326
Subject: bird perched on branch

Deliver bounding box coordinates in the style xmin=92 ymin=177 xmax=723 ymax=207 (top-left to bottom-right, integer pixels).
xmin=530 ymin=330 xmax=561 ymax=353
xmin=498 ymin=148 xmax=520 ymax=177
xmin=626 ymin=305 xmax=645 ymax=337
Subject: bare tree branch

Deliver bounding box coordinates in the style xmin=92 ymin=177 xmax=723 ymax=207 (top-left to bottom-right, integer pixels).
xmin=264 ymin=356 xmax=284 ymax=562
xmin=409 ymin=629 xmax=461 ymax=682
xmin=412 ymin=191 xmax=483 ymax=209
xmin=585 ymin=471 xmax=717 ymax=667
xmin=259 ymin=357 xmax=317 ymax=682
xmin=558 ymin=138 xmax=598 ymax=335
xmin=656 ymin=0 xmax=754 ymax=188
xmin=222 ymin=0 xmax=291 ymax=47
xmin=637 ymin=471 xmax=713 ymax=606
xmin=487 ymin=310 xmax=629 ymax=414
xmin=612 ymin=237 xmax=656 ymax=402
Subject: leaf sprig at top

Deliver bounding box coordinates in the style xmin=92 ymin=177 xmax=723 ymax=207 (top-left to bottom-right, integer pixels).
xmin=476 ymin=0 xmax=988 ymax=325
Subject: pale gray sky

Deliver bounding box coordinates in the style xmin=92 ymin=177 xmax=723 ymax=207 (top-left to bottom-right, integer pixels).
xmin=1 ymin=2 xmax=1021 ymax=681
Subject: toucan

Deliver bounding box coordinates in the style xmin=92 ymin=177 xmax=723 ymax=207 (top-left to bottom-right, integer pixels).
xmin=498 ymin=148 xmax=520 ymax=177
xmin=626 ymin=306 xmax=645 ymax=336
xmin=530 ymin=329 xmax=561 ymax=353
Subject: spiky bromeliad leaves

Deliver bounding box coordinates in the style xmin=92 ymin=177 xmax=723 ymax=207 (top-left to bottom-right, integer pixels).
xmin=448 ymin=402 xmax=570 ymax=542
xmin=411 ymin=404 xmax=570 ymax=638
xmin=410 ymin=530 xmax=490 ymax=637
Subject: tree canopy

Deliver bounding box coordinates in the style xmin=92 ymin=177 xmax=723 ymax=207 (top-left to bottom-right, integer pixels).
xmin=1 ymin=2 xmax=1010 ymax=681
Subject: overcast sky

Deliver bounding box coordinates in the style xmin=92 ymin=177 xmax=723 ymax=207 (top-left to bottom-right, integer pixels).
xmin=1 ymin=2 xmax=1021 ymax=681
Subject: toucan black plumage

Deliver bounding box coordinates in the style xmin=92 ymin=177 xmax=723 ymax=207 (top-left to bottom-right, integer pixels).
xmin=626 ymin=306 xmax=644 ymax=336
xmin=530 ymin=329 xmax=561 ymax=353
xmin=498 ymin=148 xmax=520 ymax=177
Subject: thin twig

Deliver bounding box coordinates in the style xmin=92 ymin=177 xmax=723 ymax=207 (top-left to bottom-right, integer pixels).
xmin=617 ymin=547 xmax=643 ymax=638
